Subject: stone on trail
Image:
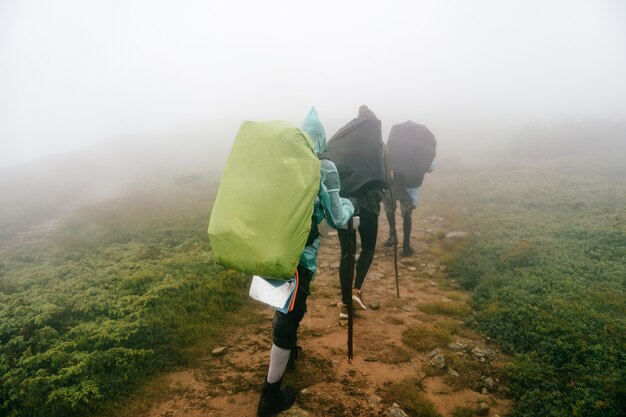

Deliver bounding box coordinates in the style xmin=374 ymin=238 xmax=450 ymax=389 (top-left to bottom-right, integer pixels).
xmin=427 ymin=348 xmax=442 ymax=358
xmin=369 ymin=302 xmax=380 ymax=310
xmin=211 ymin=346 xmax=227 ymax=356
xmin=390 ymin=403 xmax=410 ymax=417
xmin=367 ymin=394 xmax=382 ymax=408
xmin=476 ymin=402 xmax=491 ymax=416
xmin=431 ymin=353 xmax=446 ymax=368
xmin=448 ymin=342 xmax=466 ymax=351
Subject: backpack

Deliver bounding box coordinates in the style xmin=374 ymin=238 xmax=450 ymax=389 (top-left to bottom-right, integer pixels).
xmin=387 ymin=121 xmax=436 ymax=188
xmin=208 ymin=121 xmax=321 ymax=279
xmin=320 ymin=117 xmax=385 ymax=197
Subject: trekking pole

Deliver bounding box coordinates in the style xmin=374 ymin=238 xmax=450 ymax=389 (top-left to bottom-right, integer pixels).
xmin=347 ymin=216 xmax=355 ymax=363
xmin=388 ymin=188 xmax=400 ymax=298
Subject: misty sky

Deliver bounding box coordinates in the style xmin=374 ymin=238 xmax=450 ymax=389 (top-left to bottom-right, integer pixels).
xmin=1 ymin=0 xmax=625 ymax=167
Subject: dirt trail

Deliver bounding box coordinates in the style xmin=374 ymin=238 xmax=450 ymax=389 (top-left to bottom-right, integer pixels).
xmin=133 ymin=215 xmax=512 ymax=417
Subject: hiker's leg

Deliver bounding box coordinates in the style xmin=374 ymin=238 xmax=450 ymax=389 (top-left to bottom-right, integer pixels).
xmin=338 ymin=227 xmax=356 ymax=305
xmin=383 ymin=190 xmax=396 ymax=245
xmin=354 ymin=208 xmax=378 ymax=290
xmin=401 ymin=202 xmax=414 ymax=255
xmin=269 ymin=265 xmax=313 ymax=380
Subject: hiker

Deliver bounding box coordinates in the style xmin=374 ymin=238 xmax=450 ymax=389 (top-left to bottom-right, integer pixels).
xmin=322 ymin=105 xmax=390 ymax=319
xmin=383 ymin=120 xmax=437 ymax=256
xmin=257 ymin=107 xmax=354 ymax=417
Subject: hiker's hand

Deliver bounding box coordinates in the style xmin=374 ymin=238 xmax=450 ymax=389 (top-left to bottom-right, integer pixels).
xmin=352 ymin=215 xmax=360 ymax=229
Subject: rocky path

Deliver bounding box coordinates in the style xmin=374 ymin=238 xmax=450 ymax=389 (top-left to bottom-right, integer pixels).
xmin=128 ymin=215 xmax=512 ymax=417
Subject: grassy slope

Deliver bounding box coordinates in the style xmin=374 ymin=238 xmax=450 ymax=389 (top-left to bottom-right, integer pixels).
xmin=421 ymin=155 xmax=626 ymax=417
xmin=2 ymin=152 xmax=625 ymax=417
xmin=0 ymin=175 xmax=249 ymax=417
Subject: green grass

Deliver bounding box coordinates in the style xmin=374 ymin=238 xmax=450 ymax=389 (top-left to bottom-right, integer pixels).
xmin=380 ymin=378 xmax=442 ymax=417
xmin=402 ymin=323 xmax=453 ymax=352
xmin=0 ymin=176 xmax=250 ymax=417
xmin=424 ymin=155 xmax=626 ymax=417
xmin=418 ymin=301 xmax=472 ymax=318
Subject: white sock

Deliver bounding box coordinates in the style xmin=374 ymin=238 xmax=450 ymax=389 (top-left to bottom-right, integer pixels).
xmin=266 ymin=343 xmax=290 ymax=384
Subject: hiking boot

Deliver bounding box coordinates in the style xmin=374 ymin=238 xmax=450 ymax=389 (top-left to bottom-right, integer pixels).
xmin=257 ymin=379 xmax=296 ymax=417
xmin=402 ymin=246 xmax=414 ymax=257
xmin=384 ymin=235 xmax=397 ymax=247
xmin=339 ymin=304 xmax=348 ymax=320
xmin=351 ymin=289 xmax=367 ymax=310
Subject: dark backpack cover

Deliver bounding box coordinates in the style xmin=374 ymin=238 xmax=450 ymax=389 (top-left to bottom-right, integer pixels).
xmin=320 ymin=118 xmax=385 ymax=197
xmin=387 ymin=121 xmax=436 ymax=188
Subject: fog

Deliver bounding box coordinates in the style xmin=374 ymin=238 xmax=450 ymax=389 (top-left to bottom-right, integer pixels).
xmin=1 ymin=0 xmax=625 ymax=171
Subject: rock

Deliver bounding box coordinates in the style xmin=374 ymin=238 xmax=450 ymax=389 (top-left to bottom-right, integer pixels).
xmin=427 ymin=348 xmax=443 ymax=358
xmin=476 ymin=402 xmax=490 ymax=416
xmin=439 ymin=265 xmax=447 ymax=272
xmin=447 ymin=368 xmax=460 ymax=377
xmin=390 ymin=403 xmax=410 ymax=417
xmin=401 ymin=305 xmax=415 ymax=312
xmin=445 ymin=231 xmax=468 ymax=239
xmin=363 ymin=356 xmax=378 ymax=362
xmin=280 ymin=406 xmax=309 ymax=416
xmin=408 ymin=266 xmax=417 ymax=272
xmin=483 ymin=376 xmax=495 ymax=389
xmin=471 ymin=347 xmax=494 ymax=361
xmin=448 ymin=342 xmax=466 ymax=351
xmin=369 ymin=302 xmax=380 ymax=310
xmin=431 ymin=353 xmax=446 ymax=368
xmin=211 ymin=346 xmax=227 ymax=356
xmin=367 ymin=394 xmax=382 ymax=408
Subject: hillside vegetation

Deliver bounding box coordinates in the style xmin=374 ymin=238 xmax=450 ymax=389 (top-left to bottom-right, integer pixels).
xmin=425 ymin=154 xmax=626 ymax=417
xmin=0 ymin=175 xmax=248 ymax=417
xmin=1 ymin=151 xmax=625 ymax=417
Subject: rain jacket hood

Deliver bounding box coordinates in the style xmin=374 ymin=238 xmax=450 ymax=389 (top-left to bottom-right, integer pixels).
xmin=301 ymin=107 xmax=327 ymax=153
xmin=358 ymin=104 xmax=378 ymax=119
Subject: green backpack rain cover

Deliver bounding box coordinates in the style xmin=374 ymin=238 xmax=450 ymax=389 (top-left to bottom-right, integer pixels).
xmin=208 ymin=121 xmax=321 ymax=278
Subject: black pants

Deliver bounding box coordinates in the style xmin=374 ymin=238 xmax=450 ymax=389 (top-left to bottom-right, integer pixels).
xmin=272 ymin=265 xmax=314 ymax=350
xmin=337 ymin=208 xmax=378 ymax=304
